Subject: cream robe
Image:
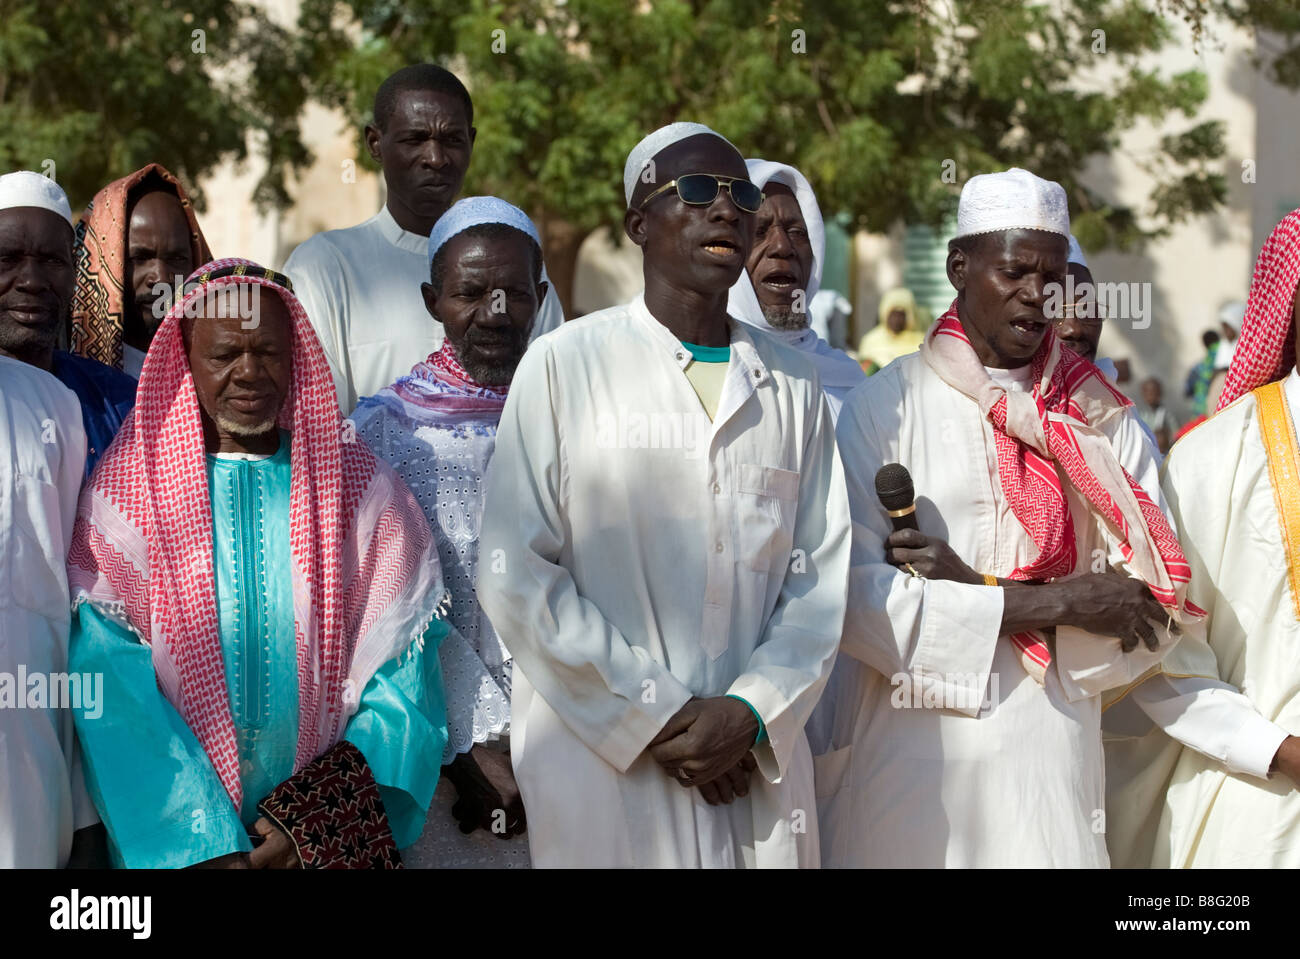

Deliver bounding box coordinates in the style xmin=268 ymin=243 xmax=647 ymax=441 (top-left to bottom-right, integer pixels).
xmin=476 ymin=294 xmax=851 ymax=868
xmin=0 ymin=357 xmax=89 ymax=867
xmin=283 ymin=205 xmax=564 ymax=414
xmin=824 ymin=352 xmax=1179 ymax=868
xmin=1105 ymin=369 xmax=1300 ymax=867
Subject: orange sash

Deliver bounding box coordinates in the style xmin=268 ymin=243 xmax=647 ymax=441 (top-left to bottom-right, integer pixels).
xmin=1255 ymin=379 xmax=1300 ymax=621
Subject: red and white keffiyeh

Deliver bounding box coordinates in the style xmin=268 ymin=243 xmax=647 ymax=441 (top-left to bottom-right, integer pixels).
xmin=1218 ymin=209 xmax=1300 ymax=410
xmin=921 ymin=301 xmax=1201 ymax=682
xmin=67 ymin=257 xmax=445 ymax=811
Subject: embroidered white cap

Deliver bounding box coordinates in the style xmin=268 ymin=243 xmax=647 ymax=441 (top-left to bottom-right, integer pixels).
xmin=953 ymin=167 xmax=1069 ymax=241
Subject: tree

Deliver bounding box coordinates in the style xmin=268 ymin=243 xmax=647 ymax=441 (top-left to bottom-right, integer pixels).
xmin=0 ymin=1 xmax=309 ymax=211
xmin=293 ymin=0 xmax=1300 ymax=312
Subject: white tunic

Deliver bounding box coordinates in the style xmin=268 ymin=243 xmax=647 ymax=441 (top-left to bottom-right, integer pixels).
xmin=283 ymin=205 xmax=564 ymax=414
xmin=476 ymin=295 xmax=851 ymax=867
xmin=1105 ymin=369 xmax=1300 ymax=867
xmin=825 ymin=352 xmax=1179 ymax=868
xmin=0 ymin=355 xmax=89 ymax=867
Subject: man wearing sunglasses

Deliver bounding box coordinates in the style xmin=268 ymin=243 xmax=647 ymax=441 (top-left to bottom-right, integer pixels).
xmin=477 ymin=122 xmax=850 ymax=867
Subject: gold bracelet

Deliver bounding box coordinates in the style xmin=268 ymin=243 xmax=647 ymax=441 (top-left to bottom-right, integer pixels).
xmin=982 ymin=573 xmax=998 ymax=587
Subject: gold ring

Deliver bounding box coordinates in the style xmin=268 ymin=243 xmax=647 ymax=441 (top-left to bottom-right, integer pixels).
xmin=904 ymin=563 xmax=921 ymax=579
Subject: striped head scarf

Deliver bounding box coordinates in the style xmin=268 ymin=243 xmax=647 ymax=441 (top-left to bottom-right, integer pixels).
xmin=71 ymin=164 xmax=212 ymax=370
xmin=921 ymin=301 xmax=1201 ymax=682
xmin=1217 ymin=209 xmax=1300 ymax=410
xmin=67 ymin=258 xmax=445 ymax=811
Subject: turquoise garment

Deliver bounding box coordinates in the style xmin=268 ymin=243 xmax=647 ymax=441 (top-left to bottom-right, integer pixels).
xmin=680 ymin=340 xmax=731 ymax=363
xmin=69 ymin=434 xmax=449 ymax=868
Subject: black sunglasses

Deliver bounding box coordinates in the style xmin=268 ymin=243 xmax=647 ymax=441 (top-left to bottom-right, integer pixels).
xmin=640 ymin=173 xmax=764 ymax=214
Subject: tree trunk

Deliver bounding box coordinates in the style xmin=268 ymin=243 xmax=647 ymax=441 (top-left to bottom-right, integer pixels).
xmin=538 ymin=216 xmax=588 ymax=319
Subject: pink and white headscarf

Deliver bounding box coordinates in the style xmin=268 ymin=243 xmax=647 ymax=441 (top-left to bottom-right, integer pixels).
xmin=68 ymin=257 xmax=445 ymax=812
xmin=1217 ymin=209 xmax=1300 ymax=410
xmin=922 ymin=302 xmax=1202 ymax=682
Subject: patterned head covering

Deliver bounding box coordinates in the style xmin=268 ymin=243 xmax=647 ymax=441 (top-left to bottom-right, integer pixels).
xmin=1217 ymin=210 xmax=1300 ymax=410
xmin=68 ymin=257 xmax=445 ymax=812
xmin=953 ymin=168 xmax=1070 ymax=241
xmin=71 ymin=164 xmax=212 ymax=370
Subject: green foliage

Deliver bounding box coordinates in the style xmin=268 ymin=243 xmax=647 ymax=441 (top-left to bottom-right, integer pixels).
xmin=0 ymin=0 xmax=309 ymax=210
xmin=293 ymin=0 xmax=1297 ymax=262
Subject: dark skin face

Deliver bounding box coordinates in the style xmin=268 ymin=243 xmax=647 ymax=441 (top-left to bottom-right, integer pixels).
xmin=1053 ymin=263 xmax=1101 ymax=362
xmin=948 ymin=229 xmax=1068 ymax=368
xmin=422 ymin=231 xmax=547 ymax=386
xmin=745 ymin=182 xmax=813 ymax=329
xmin=186 ymin=288 xmax=293 ymax=455
xmin=366 ymin=89 xmax=476 ymax=237
xmin=126 ymin=189 xmax=196 ymax=350
xmin=624 ymin=134 xmax=753 ymax=347
xmin=0 ymin=207 xmax=74 ymax=371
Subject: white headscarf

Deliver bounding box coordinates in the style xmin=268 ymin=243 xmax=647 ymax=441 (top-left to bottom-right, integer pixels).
xmin=622 ymin=122 xmax=737 ymax=206
xmin=725 ymin=159 xmax=864 ymax=395
xmin=0 ymin=171 xmax=74 ymax=228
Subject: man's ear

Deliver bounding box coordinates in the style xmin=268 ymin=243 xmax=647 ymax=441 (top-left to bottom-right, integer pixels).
xmin=364 ymin=124 xmax=383 ymax=164
xmin=946 ymin=246 xmax=968 ymax=293
xmin=421 ymin=281 xmax=438 ymax=319
xmin=624 ymin=207 xmax=648 ymax=249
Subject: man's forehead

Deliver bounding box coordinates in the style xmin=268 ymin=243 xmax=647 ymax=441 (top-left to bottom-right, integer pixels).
xmin=0 ymin=205 xmax=73 ymax=243
xmin=390 ymin=89 xmax=470 ymax=130
xmin=758 ymin=184 xmax=803 ymax=220
xmin=980 ymin=229 xmax=1068 ymax=260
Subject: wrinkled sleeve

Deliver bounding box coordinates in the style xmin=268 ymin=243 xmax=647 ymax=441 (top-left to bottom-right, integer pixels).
xmin=343 ymin=616 xmax=450 ymax=849
xmin=283 ymin=239 xmax=353 ymax=412
xmin=476 ymin=341 xmax=693 ymax=774
xmin=834 ymin=386 xmax=1004 ymax=718
xmin=69 ymin=604 xmax=250 ymax=869
xmin=726 ymin=386 xmax=851 ymax=783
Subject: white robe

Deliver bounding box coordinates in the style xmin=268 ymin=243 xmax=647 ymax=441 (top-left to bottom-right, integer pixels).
xmin=0 ymin=356 xmax=89 ymax=867
xmin=825 ymin=352 xmax=1180 ymax=867
xmin=476 ymin=294 xmax=851 ymax=867
xmin=283 ymin=205 xmax=564 ymax=414
xmin=1105 ymin=369 xmax=1300 ymax=867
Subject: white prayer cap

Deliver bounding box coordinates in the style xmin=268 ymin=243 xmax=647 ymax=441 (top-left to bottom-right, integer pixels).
xmin=427 ymin=195 xmax=541 ymax=267
xmin=623 ymin=122 xmax=738 ymax=206
xmin=0 ymin=170 xmax=74 ymax=228
xmin=1067 ymin=234 xmax=1088 ymax=268
xmin=953 ymin=167 xmax=1069 ymax=241
xmin=1217 ymin=300 xmax=1246 ymax=332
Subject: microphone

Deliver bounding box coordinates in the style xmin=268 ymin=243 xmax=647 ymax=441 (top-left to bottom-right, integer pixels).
xmin=875 ymin=463 xmax=919 ymax=533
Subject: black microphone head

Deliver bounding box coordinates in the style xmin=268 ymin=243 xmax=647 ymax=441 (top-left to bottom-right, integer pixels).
xmin=875 ymin=463 xmax=915 ymax=512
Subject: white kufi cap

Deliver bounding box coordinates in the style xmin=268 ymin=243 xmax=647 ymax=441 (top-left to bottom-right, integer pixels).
xmin=0 ymin=170 xmax=74 ymax=228
xmin=953 ymin=167 xmax=1069 ymax=241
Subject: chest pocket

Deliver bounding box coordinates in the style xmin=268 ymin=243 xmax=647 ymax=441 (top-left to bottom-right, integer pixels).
xmin=735 ymin=464 xmax=800 ymax=573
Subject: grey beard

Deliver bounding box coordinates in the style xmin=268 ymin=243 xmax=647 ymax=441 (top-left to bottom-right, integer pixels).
xmin=215 ymin=413 xmax=279 ymax=439
xmin=453 ymin=339 xmax=525 ymax=387
xmin=760 ymin=304 xmax=809 ymax=331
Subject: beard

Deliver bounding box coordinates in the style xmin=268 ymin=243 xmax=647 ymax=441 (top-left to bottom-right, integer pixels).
xmin=759 ymin=304 xmax=809 ymax=331
xmin=0 ymin=310 xmax=60 ymax=361
xmin=214 ymin=412 xmax=279 ymax=439
xmin=454 ymin=327 xmax=529 ymax=386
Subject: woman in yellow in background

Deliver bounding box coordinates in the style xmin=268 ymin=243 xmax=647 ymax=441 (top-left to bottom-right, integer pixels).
xmin=857 ymin=287 xmax=926 ymax=374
